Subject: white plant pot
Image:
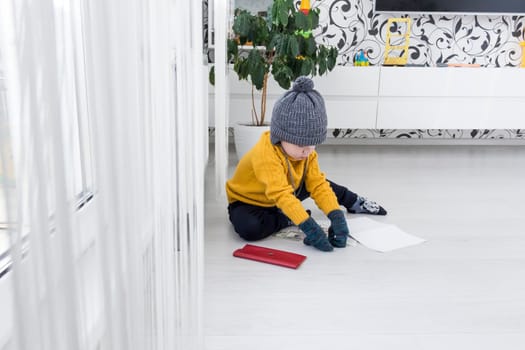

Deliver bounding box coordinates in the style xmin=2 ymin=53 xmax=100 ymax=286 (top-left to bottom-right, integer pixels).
xmin=233 ymin=123 xmax=270 ymax=160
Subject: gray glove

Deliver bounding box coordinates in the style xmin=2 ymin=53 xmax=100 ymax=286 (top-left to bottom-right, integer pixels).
xmin=299 ymin=217 xmax=333 ymax=252
xmin=327 ymin=210 xmax=349 ymax=248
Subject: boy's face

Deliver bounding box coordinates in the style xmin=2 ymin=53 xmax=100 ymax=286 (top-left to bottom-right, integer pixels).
xmin=281 ymin=141 xmax=315 ymax=161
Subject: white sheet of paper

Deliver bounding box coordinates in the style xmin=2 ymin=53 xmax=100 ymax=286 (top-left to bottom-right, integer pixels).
xmin=346 ymin=217 xmax=426 ymax=252
xmin=274 ymin=216 xmax=425 ymax=252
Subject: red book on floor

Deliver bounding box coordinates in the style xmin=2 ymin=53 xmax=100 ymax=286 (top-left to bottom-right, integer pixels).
xmin=233 ymin=244 xmax=307 ymax=269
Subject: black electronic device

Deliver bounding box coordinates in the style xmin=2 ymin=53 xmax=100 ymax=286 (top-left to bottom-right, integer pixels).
xmin=374 ymin=0 xmax=525 ymax=15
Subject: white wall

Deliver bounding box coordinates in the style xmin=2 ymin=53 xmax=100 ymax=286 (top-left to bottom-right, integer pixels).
xmin=209 ymin=66 xmax=525 ymax=130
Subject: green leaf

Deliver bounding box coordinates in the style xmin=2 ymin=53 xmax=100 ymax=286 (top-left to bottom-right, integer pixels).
xmin=277 ymin=35 xmax=289 ymax=56
xmin=278 ymin=8 xmax=288 ymax=27
xmin=209 ymin=65 xmax=215 ymax=85
xmin=311 ymin=65 xmax=317 ymax=76
xmin=273 ymin=65 xmax=294 ymax=90
xmin=251 ymin=63 xmax=265 ymax=90
xmin=227 ymin=39 xmax=238 ymax=62
xmin=247 ymin=49 xmax=262 ymax=69
xmin=253 ymin=16 xmax=270 ymax=45
xmin=327 ymin=48 xmax=337 ymax=70
xmin=288 ymin=35 xmax=299 ymax=57
xmin=274 ymin=0 xmax=295 ymax=26
xmin=271 ymin=0 xmax=283 ymax=26
xmin=268 ymin=33 xmax=280 ymax=51
xmin=317 ymin=46 xmax=327 ymax=63
xmin=318 ymin=58 xmax=327 ymax=75
xmin=235 ymin=58 xmax=250 ymax=80
xmin=286 ymin=0 xmax=295 ymax=11
xmin=309 ymin=9 xmax=319 ymax=29
xmin=300 ymin=58 xmax=314 ymax=76
xmin=318 ymin=47 xmax=328 ymax=75
xmin=305 ymin=36 xmax=316 ymax=56
xmin=233 ymin=11 xmax=253 ymax=38
xmin=272 ymin=0 xmax=290 ymax=27
xmin=294 ymin=11 xmax=310 ymax=31
xmin=244 ymin=49 xmax=269 ymax=90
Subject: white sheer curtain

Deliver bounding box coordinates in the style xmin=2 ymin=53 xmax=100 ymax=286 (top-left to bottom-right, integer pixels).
xmin=213 ymin=0 xmax=231 ymax=198
xmin=0 ymin=0 xmax=206 ymax=349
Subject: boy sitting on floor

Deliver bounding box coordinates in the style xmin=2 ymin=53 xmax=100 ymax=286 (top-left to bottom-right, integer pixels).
xmin=226 ymin=76 xmax=386 ymax=252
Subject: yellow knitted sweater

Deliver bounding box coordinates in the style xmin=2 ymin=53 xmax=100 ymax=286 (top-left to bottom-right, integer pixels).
xmin=226 ymin=131 xmax=340 ymax=225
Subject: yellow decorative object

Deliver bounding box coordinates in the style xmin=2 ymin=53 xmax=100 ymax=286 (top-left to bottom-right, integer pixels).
xmin=300 ymin=0 xmax=311 ymax=15
xmin=383 ymin=17 xmax=411 ymax=66
xmin=520 ymin=42 xmax=525 ymax=67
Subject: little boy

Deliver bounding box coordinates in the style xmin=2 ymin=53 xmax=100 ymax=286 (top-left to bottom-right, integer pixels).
xmin=226 ymin=76 xmax=386 ymax=252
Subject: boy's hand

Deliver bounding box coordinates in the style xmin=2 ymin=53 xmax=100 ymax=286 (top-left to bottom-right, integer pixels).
xmin=327 ymin=210 xmax=349 ymax=248
xmin=298 ymin=217 xmax=333 ymax=252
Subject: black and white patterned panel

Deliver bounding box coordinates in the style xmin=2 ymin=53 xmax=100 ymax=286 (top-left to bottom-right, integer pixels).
xmin=332 ymin=129 xmax=525 ymax=139
xmin=315 ymin=0 xmax=525 ymax=67
xmin=208 ymin=128 xmax=525 ymax=140
xmin=203 ymin=0 xmax=209 ymax=52
xmin=314 ymin=0 xmax=525 ymax=140
xmin=204 ymin=0 xmax=525 ymax=66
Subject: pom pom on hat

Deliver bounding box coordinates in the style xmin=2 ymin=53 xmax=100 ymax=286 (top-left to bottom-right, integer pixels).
xmin=293 ymin=76 xmax=314 ymax=92
xmin=270 ymin=76 xmax=327 ymax=146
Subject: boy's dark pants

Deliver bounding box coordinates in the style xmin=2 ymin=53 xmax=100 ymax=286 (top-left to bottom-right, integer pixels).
xmin=227 ymin=180 xmax=358 ymax=241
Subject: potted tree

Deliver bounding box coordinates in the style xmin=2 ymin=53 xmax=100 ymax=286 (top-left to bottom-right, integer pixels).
xmin=210 ymin=0 xmax=338 ymax=158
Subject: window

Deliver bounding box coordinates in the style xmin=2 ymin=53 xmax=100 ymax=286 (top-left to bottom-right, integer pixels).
xmin=0 ymin=0 xmax=94 ymax=276
xmin=55 ymin=0 xmax=94 ymax=206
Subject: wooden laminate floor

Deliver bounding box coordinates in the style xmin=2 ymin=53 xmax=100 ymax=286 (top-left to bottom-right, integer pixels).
xmin=204 ymin=144 xmax=525 ymax=350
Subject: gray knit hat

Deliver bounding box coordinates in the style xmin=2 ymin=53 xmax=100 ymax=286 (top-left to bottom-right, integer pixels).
xmin=270 ymin=76 xmax=327 ymax=146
